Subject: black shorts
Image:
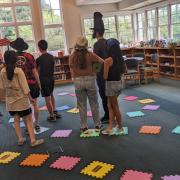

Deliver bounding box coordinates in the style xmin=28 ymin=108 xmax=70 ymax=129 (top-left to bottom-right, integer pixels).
xmin=29 ymin=84 xmax=40 ymax=99
xmin=40 ymin=78 xmax=54 ymax=97
xmin=9 ymin=108 xmax=32 ymax=117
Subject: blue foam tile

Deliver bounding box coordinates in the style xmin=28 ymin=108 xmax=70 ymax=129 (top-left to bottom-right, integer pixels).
xmin=172 ymin=126 xmax=180 ymax=134
xmin=126 ymin=111 xmax=145 ymax=118
xmin=56 ymin=105 xmax=71 ymax=111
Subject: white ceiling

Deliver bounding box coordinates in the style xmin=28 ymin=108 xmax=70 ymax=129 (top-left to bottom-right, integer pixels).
xmin=76 ymin=0 xmax=122 ymax=5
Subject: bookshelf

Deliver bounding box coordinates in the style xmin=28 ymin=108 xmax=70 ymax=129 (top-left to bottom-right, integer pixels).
xmin=121 ymin=48 xmax=132 ymax=57
xmin=54 ymin=56 xmax=72 ymax=85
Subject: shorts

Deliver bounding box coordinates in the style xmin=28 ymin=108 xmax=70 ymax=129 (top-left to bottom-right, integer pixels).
xmin=40 ymin=78 xmax=54 ymax=97
xmin=105 ymin=81 xmax=122 ymax=97
xmin=29 ymin=84 xmax=40 ymax=99
xmin=9 ymin=108 xmax=32 ymax=117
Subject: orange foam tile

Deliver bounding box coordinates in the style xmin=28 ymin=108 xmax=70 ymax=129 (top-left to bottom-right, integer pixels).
xmin=139 ymin=126 xmax=161 ymax=134
xmin=20 ymin=154 xmax=49 ymax=167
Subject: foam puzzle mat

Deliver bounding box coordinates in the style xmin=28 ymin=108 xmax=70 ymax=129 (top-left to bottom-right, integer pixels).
xmin=39 ymin=106 xmax=47 ymax=111
xmin=67 ymin=108 xmax=79 ymax=114
xmin=56 ymin=105 xmax=71 ymax=111
xmin=139 ymin=126 xmax=161 ymax=134
xmin=51 ymin=130 xmax=72 ymax=138
xmin=87 ymin=111 xmax=92 ymax=117
xmin=123 ymin=96 xmax=138 ymax=101
xmin=50 ymin=156 xmax=81 ymax=170
xmin=112 ymin=127 xmax=128 ymax=136
xmin=138 ymin=99 xmax=155 ymax=104
xmin=126 ymin=111 xmax=145 ymax=118
xmin=0 ymin=152 xmax=21 ymax=164
xmin=57 ymin=92 xmax=69 ymax=96
xmin=20 ymin=154 xmax=49 ymax=167
xmin=161 ymin=175 xmax=180 ymax=180
xmin=81 ymin=161 xmax=114 ymax=179
xmin=80 ymin=129 xmax=100 ymax=138
xmin=121 ymin=169 xmax=153 ymax=180
xmin=172 ymin=126 xmax=180 ymax=135
xmin=142 ymin=105 xmax=160 ymax=111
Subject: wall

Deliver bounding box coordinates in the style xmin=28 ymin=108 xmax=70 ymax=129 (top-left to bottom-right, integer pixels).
xmin=61 ymin=0 xmax=118 ymax=49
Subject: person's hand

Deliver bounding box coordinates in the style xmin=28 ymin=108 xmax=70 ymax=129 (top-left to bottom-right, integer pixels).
xmin=30 ymin=98 xmax=35 ymax=104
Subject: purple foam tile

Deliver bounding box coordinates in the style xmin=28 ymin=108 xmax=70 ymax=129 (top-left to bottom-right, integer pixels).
xmin=51 ymin=130 xmax=72 ymax=138
xmin=142 ymin=105 xmax=160 ymax=111
xmin=162 ymin=175 xmax=180 ymax=180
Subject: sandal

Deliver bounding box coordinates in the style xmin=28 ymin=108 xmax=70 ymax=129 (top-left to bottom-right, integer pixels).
xmin=80 ymin=127 xmax=89 ymax=134
xmin=54 ymin=111 xmax=62 ymax=119
xmin=35 ymin=125 xmax=41 ymax=132
xmin=31 ymin=139 xmax=44 ymax=147
xmin=47 ymin=115 xmax=56 ymax=122
xmin=101 ymin=129 xmax=114 ymax=135
xmin=18 ymin=137 xmax=26 ymax=146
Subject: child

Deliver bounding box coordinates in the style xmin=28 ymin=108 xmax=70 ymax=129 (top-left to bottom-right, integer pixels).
xmin=102 ymin=38 xmax=126 ymax=135
xmin=0 ymin=50 xmax=44 ymax=147
xmin=69 ymin=36 xmax=104 ymax=133
xmin=36 ymin=40 xmax=61 ymax=122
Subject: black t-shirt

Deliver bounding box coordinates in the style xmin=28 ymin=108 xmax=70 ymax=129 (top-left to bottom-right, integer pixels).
xmin=36 ymin=53 xmax=54 ymax=79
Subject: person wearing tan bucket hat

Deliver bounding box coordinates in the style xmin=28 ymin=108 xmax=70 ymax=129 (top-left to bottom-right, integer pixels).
xmin=10 ymin=37 xmax=41 ymax=133
xmin=69 ymin=36 xmax=104 ymax=134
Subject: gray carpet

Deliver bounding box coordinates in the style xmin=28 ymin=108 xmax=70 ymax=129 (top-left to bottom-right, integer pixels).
xmin=0 ymin=79 xmax=180 ymax=180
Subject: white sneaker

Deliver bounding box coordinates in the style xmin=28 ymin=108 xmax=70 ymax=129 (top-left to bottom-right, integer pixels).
xmin=101 ymin=129 xmax=114 ymax=135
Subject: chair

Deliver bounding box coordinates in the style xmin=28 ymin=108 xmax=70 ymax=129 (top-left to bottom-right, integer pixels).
xmin=123 ymin=58 xmax=141 ymax=87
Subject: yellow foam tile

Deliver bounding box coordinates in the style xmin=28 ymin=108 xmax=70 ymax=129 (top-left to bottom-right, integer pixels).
xmin=0 ymin=151 xmax=21 ymax=164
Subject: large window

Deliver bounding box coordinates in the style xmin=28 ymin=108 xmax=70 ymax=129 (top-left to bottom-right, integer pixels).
xmin=0 ymin=0 xmax=35 ymax=52
xmin=40 ymin=0 xmax=66 ymax=51
xmin=171 ymin=3 xmax=180 ymax=41
xmin=118 ymin=15 xmax=133 ymax=46
xmin=83 ymin=16 xmax=117 ymax=48
xmin=137 ymin=12 xmax=146 ymax=41
xmin=158 ymin=6 xmax=168 ymax=39
xmin=147 ymin=9 xmax=157 ymax=40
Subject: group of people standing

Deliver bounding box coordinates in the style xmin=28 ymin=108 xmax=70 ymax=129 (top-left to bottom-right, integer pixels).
xmin=0 ymin=38 xmax=61 ymax=147
xmin=69 ymin=12 xmax=126 ymax=135
xmin=0 ymin=11 xmax=126 ymax=147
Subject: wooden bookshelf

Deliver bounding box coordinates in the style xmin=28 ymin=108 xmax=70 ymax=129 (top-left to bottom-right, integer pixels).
xmin=54 ymin=56 xmax=72 ymax=85
xmin=144 ymin=48 xmax=158 ymax=68
xmin=121 ymin=48 xmax=132 ymax=57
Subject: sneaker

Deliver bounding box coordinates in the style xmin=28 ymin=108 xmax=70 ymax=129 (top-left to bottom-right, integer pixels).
xmin=54 ymin=110 xmax=62 ymax=119
xmin=18 ymin=137 xmax=26 ymax=146
xmin=31 ymin=139 xmax=44 ymax=147
xmin=80 ymin=127 xmax=89 ymax=134
xmin=35 ymin=125 xmax=41 ymax=132
xmin=101 ymin=129 xmax=114 ymax=135
xmin=95 ymin=125 xmax=103 ymax=132
xmin=100 ymin=116 xmax=109 ymax=124
xmin=47 ymin=115 xmax=56 ymax=122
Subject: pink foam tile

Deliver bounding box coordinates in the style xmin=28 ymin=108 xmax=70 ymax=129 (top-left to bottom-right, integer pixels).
xmin=87 ymin=111 xmax=92 ymax=117
xmin=123 ymin=96 xmax=138 ymax=101
xmin=121 ymin=170 xmax=153 ymax=180
xmin=162 ymin=175 xmax=180 ymax=180
xmin=50 ymin=156 xmax=81 ymax=170
xmin=51 ymin=130 xmax=72 ymax=138
xmin=69 ymin=93 xmax=76 ymax=97
xmin=57 ymin=92 xmax=69 ymax=96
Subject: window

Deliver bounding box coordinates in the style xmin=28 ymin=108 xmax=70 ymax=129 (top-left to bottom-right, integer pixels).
xmin=171 ymin=4 xmax=180 ymax=41
xmin=147 ymin=9 xmax=157 ymax=40
xmin=0 ymin=0 xmax=35 ymax=53
xmin=40 ymin=0 xmax=66 ymax=51
xmin=83 ymin=16 xmax=117 ymax=48
xmin=137 ymin=13 xmax=146 ymax=41
xmin=158 ymin=6 xmax=168 ymax=39
xmin=118 ymin=15 xmax=133 ymax=46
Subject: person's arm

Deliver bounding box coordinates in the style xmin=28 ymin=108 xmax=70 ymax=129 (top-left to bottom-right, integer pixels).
xmin=91 ymin=52 xmax=104 ymax=64
xmin=103 ymin=57 xmax=113 ymax=80
xmin=0 ymin=71 xmax=4 ymax=90
xmin=32 ymin=68 xmax=41 ymax=89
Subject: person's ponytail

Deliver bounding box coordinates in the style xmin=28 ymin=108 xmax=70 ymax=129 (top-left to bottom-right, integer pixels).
xmin=4 ymin=50 xmax=17 ymax=81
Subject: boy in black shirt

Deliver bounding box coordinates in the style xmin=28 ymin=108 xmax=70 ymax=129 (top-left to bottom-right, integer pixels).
xmin=36 ymin=40 xmax=61 ymax=122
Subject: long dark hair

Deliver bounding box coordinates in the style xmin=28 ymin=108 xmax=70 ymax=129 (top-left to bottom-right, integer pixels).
xmin=4 ymin=50 xmax=17 ymax=80
xmin=74 ymin=47 xmax=88 ymax=69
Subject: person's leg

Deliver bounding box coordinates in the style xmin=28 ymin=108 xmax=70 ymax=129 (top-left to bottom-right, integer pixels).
xmin=51 ymin=93 xmax=61 ymax=118
xmin=87 ymin=78 xmax=101 ymax=128
xmin=32 ymin=98 xmax=40 ymax=126
xmin=45 ymin=96 xmax=54 ymax=116
xmin=110 ymin=96 xmax=123 ymax=130
xmin=96 ymin=75 xmax=109 ymax=122
xmin=14 ymin=114 xmax=24 ymax=143
xmin=23 ymin=114 xmax=44 ymax=147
